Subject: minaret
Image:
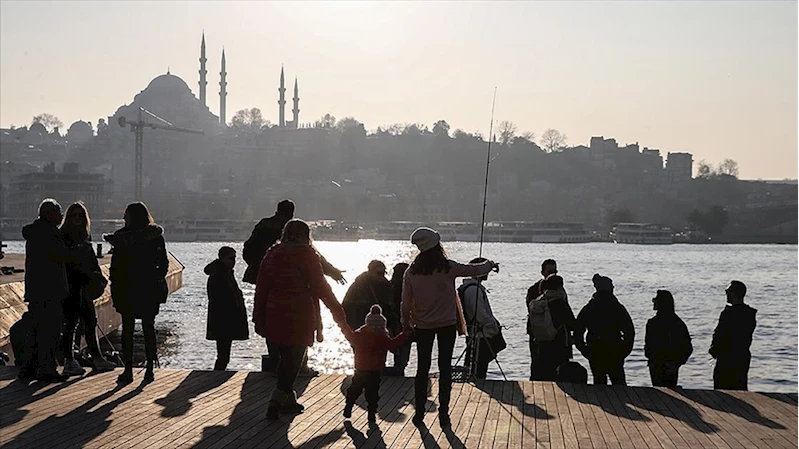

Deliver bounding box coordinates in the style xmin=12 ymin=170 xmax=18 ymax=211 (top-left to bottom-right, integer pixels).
xmin=278 ymin=66 xmax=286 ymax=128
xmin=292 ymin=77 xmax=300 ymax=129
xmin=219 ymin=48 xmax=227 ymax=125
xmin=199 ymin=33 xmax=207 ymax=109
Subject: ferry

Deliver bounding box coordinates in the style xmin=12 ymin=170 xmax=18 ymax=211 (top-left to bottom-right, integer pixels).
xmin=610 ymin=223 xmax=674 ymax=245
xmin=160 ymin=219 xmax=257 ymax=242
xmin=308 ymin=220 xmax=363 ymax=241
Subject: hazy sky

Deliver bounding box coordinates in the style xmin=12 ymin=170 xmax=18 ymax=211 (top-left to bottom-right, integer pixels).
xmin=1 ymin=1 xmax=796 ymax=179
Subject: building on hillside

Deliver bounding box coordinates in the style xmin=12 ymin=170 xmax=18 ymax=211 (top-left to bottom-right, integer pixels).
xmin=664 ymin=152 xmax=693 ymax=188
xmin=6 ymin=162 xmax=109 ymax=219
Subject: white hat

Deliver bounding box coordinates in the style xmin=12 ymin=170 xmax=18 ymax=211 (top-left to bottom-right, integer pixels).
xmin=410 ymin=227 xmax=440 ymax=252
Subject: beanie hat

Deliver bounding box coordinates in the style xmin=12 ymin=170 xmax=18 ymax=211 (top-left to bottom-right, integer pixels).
xmin=592 ymin=273 xmax=614 ymax=292
xmin=410 ymin=227 xmax=440 ymax=252
xmin=365 ymin=304 xmax=387 ymax=331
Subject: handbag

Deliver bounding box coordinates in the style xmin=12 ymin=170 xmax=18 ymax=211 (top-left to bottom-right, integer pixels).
xmin=82 ymin=271 xmax=108 ymax=301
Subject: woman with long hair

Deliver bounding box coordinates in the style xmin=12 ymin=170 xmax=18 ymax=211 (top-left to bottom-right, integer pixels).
xmin=103 ymin=202 xmax=168 ymax=384
xmin=645 ymin=290 xmax=693 ymax=387
xmin=253 ymin=219 xmax=347 ymax=420
xmin=401 ymin=227 xmax=498 ymax=427
xmin=59 ymin=202 xmax=116 ymax=375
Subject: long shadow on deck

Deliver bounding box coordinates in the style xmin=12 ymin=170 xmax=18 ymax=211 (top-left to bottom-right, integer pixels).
xmin=0 ymin=367 xmax=83 ymax=428
xmin=338 ymin=375 xmax=411 ymax=422
xmin=760 ymin=392 xmax=798 ymax=407
xmin=189 ymin=371 xmax=317 ymax=448
xmin=474 ymin=380 xmax=553 ymax=419
xmin=0 ymin=383 xmax=145 ymax=449
xmin=674 ymin=388 xmax=786 ymax=430
xmin=155 ymin=370 xmax=236 ymax=417
xmin=558 ymin=382 xmax=720 ymax=434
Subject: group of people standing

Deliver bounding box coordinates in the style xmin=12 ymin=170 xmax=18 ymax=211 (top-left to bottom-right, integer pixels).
xmin=15 ymin=199 xmax=169 ymax=385
xmin=521 ymin=259 xmax=756 ymax=391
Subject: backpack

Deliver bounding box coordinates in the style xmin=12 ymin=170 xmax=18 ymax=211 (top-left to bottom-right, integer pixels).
xmin=528 ymin=295 xmax=559 ymax=341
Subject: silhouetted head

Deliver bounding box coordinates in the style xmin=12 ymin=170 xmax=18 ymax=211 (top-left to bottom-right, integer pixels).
xmin=61 ymin=201 xmax=91 ymax=242
xmin=276 ymin=199 xmax=295 ymax=218
xmin=281 ymin=219 xmax=311 ymax=245
xmin=592 ymin=273 xmax=614 ymax=293
xmin=726 ymin=280 xmax=747 ymax=303
xmin=470 ymin=257 xmax=489 ymax=282
xmin=38 ymin=198 xmax=63 ymax=225
xmin=218 ymin=246 xmax=236 ymax=269
xmin=542 ymin=274 xmax=564 ymax=291
xmin=653 ymin=290 xmax=675 ymax=314
xmin=390 ymin=262 xmax=409 ymax=286
xmin=541 ymin=259 xmax=557 ymax=277
xmin=367 ymin=260 xmax=386 ymax=281
xmin=124 ymin=202 xmax=155 ymax=230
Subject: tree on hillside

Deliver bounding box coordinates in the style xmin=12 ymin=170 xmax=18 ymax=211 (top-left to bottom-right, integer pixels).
xmin=337 ymin=117 xmax=363 ymax=132
xmin=497 ymin=120 xmax=517 ymax=145
xmin=32 ymin=113 xmax=63 ymax=133
xmin=540 ymin=128 xmax=567 ymax=153
xmin=696 ymin=160 xmax=715 ymax=179
xmin=717 ymin=159 xmax=739 ymax=178
xmin=314 ymin=113 xmax=337 ymax=129
xmin=687 ymin=205 xmax=729 ymax=235
xmin=432 ymin=120 xmax=450 ymax=137
xmin=230 ymin=108 xmax=266 ymax=131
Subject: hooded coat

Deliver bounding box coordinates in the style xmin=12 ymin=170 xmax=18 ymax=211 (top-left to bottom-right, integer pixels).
xmin=205 ymin=259 xmax=249 ymax=341
xmin=342 ymin=272 xmax=394 ymax=333
xmin=104 ymin=224 xmax=168 ymax=318
xmin=22 ymin=218 xmax=71 ymax=303
xmin=573 ymin=291 xmax=635 ymax=361
xmin=252 ymin=243 xmax=345 ymax=347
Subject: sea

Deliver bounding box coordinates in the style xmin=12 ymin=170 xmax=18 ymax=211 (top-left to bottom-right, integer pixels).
xmin=4 ymin=240 xmax=798 ymax=392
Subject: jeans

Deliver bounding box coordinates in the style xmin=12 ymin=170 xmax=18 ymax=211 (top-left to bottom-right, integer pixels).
xmin=649 ymin=363 xmax=680 ymax=387
xmin=273 ymin=344 xmax=307 ymax=395
xmin=21 ymin=300 xmax=63 ymax=376
xmin=61 ymin=299 xmax=102 ymax=360
xmin=215 ymin=339 xmax=232 ymax=370
xmin=347 ymin=370 xmax=381 ymax=412
xmin=121 ymin=314 xmax=156 ymax=366
xmin=414 ymin=325 xmax=456 ymax=414
xmin=589 ymin=358 xmax=626 ymax=386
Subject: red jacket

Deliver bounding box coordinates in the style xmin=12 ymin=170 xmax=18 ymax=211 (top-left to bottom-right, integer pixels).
xmin=253 ymin=243 xmax=345 ymax=347
xmin=342 ymin=325 xmax=410 ymax=371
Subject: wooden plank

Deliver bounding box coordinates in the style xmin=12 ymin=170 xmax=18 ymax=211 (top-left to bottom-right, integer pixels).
xmin=724 ymin=389 xmax=798 ymax=443
xmin=558 ymin=383 xmax=592 ymax=449
xmin=464 ymin=380 xmax=495 ymax=449
xmin=532 ymin=381 xmax=551 ymax=446
xmin=449 ymin=381 xmax=482 ymax=449
xmin=603 ymin=385 xmax=647 ymax=449
xmin=491 ymin=379 xmax=514 ymax=449
xmin=550 ymin=382 xmax=579 ymax=449
xmin=639 ymin=387 xmax=697 ymax=449
xmin=571 ymin=383 xmax=606 ymax=449
xmin=583 ymin=385 xmax=621 ymax=449
xmin=520 ymin=381 xmax=539 ymax=449
xmin=375 ymin=377 xmax=419 ymax=449
xmin=612 ymin=386 xmax=667 ymax=449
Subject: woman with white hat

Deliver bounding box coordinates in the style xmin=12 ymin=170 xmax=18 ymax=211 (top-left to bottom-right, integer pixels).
xmin=401 ymin=227 xmax=499 ymax=427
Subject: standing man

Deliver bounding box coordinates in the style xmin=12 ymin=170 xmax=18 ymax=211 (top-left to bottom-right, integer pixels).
xmin=242 ymin=199 xmax=346 ymax=285
xmin=710 ymin=280 xmax=756 ymax=390
xmin=525 ymin=259 xmax=558 ymax=380
xmin=19 ymin=199 xmax=72 ymax=382
xmin=459 ymin=257 xmax=504 ymax=379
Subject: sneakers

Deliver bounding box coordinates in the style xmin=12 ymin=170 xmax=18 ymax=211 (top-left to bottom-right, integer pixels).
xmin=63 ymin=359 xmax=86 ymax=377
xmin=92 ymin=356 xmax=116 ymax=372
xmin=343 ymin=403 xmax=353 ymax=419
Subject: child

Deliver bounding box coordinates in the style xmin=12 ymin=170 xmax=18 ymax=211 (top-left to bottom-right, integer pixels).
xmin=341 ymin=304 xmax=410 ymax=423
xmin=205 ymin=246 xmax=249 ymax=370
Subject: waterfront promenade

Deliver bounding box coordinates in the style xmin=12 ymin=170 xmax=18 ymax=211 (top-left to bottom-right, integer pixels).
xmin=0 ymin=367 xmax=795 ymax=448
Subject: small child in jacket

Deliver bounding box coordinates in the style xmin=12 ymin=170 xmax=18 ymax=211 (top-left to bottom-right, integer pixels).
xmin=205 ymin=246 xmax=249 ymax=370
xmin=341 ymin=304 xmax=410 ymax=423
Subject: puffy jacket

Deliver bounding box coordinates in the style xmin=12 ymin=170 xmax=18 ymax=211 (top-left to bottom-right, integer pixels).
xmin=205 ymin=259 xmax=249 ymax=341
xmin=22 ymin=219 xmax=70 ymax=303
xmin=104 ymin=224 xmax=168 ymax=316
xmin=645 ymin=312 xmax=693 ymax=366
xmin=573 ymin=291 xmax=635 ymax=361
xmin=342 ymin=325 xmax=410 ymax=371
xmin=252 ymin=243 xmax=345 ymax=347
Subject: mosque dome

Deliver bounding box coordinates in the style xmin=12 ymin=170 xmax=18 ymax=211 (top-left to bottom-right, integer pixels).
xmin=67 ymin=120 xmax=93 ymax=144
xmin=146 ymin=72 xmax=192 ymax=93
xmin=29 ymin=122 xmax=47 ymax=135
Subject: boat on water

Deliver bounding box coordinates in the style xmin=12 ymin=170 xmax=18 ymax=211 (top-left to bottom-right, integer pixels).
xmin=160 ymin=219 xmax=257 ymax=242
xmin=610 ymin=223 xmax=674 ymax=245
xmin=365 ymin=221 xmax=593 ymax=243
xmin=0 ymin=252 xmax=184 ymax=364
xmin=308 ymin=220 xmax=363 ymax=241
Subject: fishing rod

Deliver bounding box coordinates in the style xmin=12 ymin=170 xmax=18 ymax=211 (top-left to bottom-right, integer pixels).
xmin=478 ymin=87 xmax=498 ymax=258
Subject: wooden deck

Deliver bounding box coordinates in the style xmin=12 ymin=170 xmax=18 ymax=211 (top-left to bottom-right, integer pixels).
xmin=0 ymin=367 xmax=795 ymax=449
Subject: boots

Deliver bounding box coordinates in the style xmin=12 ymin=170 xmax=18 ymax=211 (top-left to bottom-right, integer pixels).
xmin=117 ymin=363 xmax=133 ymax=385
xmin=143 ymin=360 xmax=155 ymax=383
xmin=266 ymin=389 xmax=305 ymax=420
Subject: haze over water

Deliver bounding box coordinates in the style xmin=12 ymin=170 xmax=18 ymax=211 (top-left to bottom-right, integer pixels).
xmin=106 ymin=240 xmax=797 ymax=393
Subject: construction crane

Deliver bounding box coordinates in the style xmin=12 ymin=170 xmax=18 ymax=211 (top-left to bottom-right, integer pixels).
xmin=118 ymin=107 xmax=204 ymax=201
